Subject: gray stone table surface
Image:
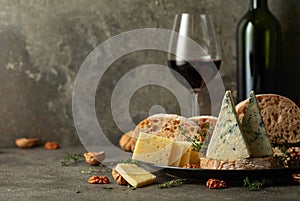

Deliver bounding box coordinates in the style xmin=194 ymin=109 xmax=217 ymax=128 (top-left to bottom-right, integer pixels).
xmin=1 ymin=145 xmax=300 ymax=201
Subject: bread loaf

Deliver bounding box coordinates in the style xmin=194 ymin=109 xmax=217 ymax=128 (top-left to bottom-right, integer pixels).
xmin=119 ymin=115 xmax=218 ymax=152
xmin=199 ymin=156 xmax=280 ymax=170
xmin=189 ymin=115 xmax=217 ymax=142
xmin=132 ymin=114 xmax=199 ymax=141
xmin=236 ymin=94 xmax=300 ymax=144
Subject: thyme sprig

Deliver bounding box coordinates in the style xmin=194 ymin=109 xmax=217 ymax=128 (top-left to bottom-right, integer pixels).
xmin=243 ymin=177 xmax=269 ymax=191
xmin=271 ymin=134 xmax=300 ymax=168
xmin=191 ymin=123 xmax=211 ymax=151
xmin=61 ymin=153 xmax=83 ymax=166
xmin=158 ymin=178 xmax=186 ymax=189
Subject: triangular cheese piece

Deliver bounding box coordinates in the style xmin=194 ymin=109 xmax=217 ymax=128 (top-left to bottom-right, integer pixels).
xmin=178 ymin=142 xmax=192 ymax=167
xmin=169 ymin=141 xmax=185 ymax=166
xmin=206 ymin=90 xmax=250 ymax=160
xmin=132 ymin=132 xmax=173 ymax=165
xmin=242 ymin=91 xmax=273 ymax=157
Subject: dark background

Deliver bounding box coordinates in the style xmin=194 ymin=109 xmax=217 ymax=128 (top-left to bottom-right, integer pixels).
xmin=0 ymin=0 xmax=299 ymax=147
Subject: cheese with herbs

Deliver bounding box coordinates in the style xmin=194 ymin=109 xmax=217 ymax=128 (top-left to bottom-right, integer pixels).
xmin=115 ymin=163 xmax=156 ymax=188
xmin=242 ymin=91 xmax=273 ymax=157
xmin=206 ymin=91 xmax=251 ymax=160
xmin=132 ymin=132 xmax=173 ymax=165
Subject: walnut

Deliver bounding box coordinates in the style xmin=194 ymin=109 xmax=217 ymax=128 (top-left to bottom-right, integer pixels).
xmin=292 ymin=173 xmax=300 ymax=184
xmin=183 ymin=163 xmax=200 ymax=168
xmin=15 ymin=138 xmax=38 ymax=148
xmin=112 ymin=168 xmax=128 ymax=185
xmin=119 ymin=132 xmax=136 ymax=152
xmin=206 ymin=178 xmax=227 ymax=189
xmin=44 ymin=142 xmax=60 ymax=150
xmin=84 ymin=151 xmax=105 ymax=166
xmin=88 ymin=176 xmax=109 ymax=184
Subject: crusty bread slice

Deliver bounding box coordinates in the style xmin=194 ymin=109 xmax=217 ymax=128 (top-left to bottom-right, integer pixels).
xmin=199 ymin=156 xmax=280 ymax=170
xmin=236 ymin=94 xmax=300 ymax=144
xmin=189 ymin=116 xmax=217 ymax=142
xmin=131 ymin=114 xmax=199 ymax=141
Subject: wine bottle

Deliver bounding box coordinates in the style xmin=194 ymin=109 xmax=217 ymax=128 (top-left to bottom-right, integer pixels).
xmin=236 ymin=0 xmax=281 ymax=102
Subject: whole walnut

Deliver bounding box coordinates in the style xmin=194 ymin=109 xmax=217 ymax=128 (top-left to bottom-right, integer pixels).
xmin=44 ymin=142 xmax=60 ymax=150
xmin=112 ymin=168 xmax=128 ymax=185
xmin=206 ymin=178 xmax=227 ymax=189
xmin=119 ymin=131 xmax=136 ymax=152
xmin=88 ymin=176 xmax=109 ymax=184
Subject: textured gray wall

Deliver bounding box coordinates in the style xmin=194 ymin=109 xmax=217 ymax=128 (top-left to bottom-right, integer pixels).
xmin=0 ymin=0 xmax=299 ymax=148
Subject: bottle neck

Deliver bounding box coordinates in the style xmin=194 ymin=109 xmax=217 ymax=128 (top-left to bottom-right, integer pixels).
xmin=250 ymin=0 xmax=268 ymax=10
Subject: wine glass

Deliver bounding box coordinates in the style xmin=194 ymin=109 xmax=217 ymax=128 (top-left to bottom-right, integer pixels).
xmin=168 ymin=14 xmax=222 ymax=116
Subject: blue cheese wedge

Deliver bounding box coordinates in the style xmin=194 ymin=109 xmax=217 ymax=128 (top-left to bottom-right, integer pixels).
xmin=242 ymin=91 xmax=273 ymax=157
xmin=206 ymin=91 xmax=251 ymax=160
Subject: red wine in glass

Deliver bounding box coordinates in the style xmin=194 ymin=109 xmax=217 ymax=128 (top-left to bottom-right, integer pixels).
xmin=168 ymin=59 xmax=222 ymax=92
xmin=168 ymin=14 xmax=222 ymax=116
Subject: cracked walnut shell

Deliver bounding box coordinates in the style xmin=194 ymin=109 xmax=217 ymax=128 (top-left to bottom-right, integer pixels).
xmin=15 ymin=138 xmax=39 ymax=148
xmin=84 ymin=151 xmax=105 ymax=166
xmin=112 ymin=168 xmax=128 ymax=185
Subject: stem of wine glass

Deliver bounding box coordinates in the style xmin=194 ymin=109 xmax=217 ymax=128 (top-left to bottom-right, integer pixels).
xmin=191 ymin=92 xmax=199 ymax=117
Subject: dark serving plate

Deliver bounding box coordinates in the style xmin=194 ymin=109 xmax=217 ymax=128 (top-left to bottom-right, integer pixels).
xmin=151 ymin=165 xmax=300 ymax=185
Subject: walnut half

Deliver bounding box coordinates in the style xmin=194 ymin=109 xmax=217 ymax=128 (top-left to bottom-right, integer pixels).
xmin=206 ymin=178 xmax=227 ymax=189
xmin=112 ymin=168 xmax=128 ymax=185
xmin=44 ymin=142 xmax=60 ymax=150
xmin=119 ymin=131 xmax=136 ymax=152
xmin=15 ymin=138 xmax=39 ymax=148
xmin=88 ymin=176 xmax=109 ymax=184
xmin=84 ymin=151 xmax=105 ymax=166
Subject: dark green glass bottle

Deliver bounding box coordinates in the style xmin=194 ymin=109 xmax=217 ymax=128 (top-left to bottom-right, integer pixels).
xmin=236 ymin=0 xmax=281 ymax=102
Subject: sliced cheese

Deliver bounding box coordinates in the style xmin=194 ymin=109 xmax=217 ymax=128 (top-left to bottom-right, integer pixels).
xmin=178 ymin=141 xmax=192 ymax=167
xmin=169 ymin=141 xmax=185 ymax=166
xmin=242 ymin=91 xmax=273 ymax=157
xmin=115 ymin=163 xmax=156 ymax=188
xmin=206 ymin=90 xmax=251 ymax=160
xmin=132 ymin=132 xmax=173 ymax=165
xmin=189 ymin=150 xmax=200 ymax=165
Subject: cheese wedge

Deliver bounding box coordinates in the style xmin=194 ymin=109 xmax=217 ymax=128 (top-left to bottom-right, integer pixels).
xmin=132 ymin=132 xmax=173 ymax=165
xmin=178 ymin=142 xmax=192 ymax=167
xmin=169 ymin=141 xmax=185 ymax=166
xmin=189 ymin=150 xmax=200 ymax=165
xmin=242 ymin=91 xmax=273 ymax=157
xmin=206 ymin=90 xmax=251 ymax=160
xmin=115 ymin=163 xmax=156 ymax=188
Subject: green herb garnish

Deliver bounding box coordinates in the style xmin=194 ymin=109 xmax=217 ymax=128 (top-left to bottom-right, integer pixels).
xmin=81 ymin=167 xmax=100 ymax=174
xmin=61 ymin=153 xmax=83 ymax=166
xmin=271 ymin=134 xmax=300 ymax=168
xmin=243 ymin=177 xmax=269 ymax=191
xmin=191 ymin=126 xmax=209 ymax=151
xmin=158 ymin=179 xmax=186 ymax=189
xmin=191 ymin=135 xmax=203 ymax=151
